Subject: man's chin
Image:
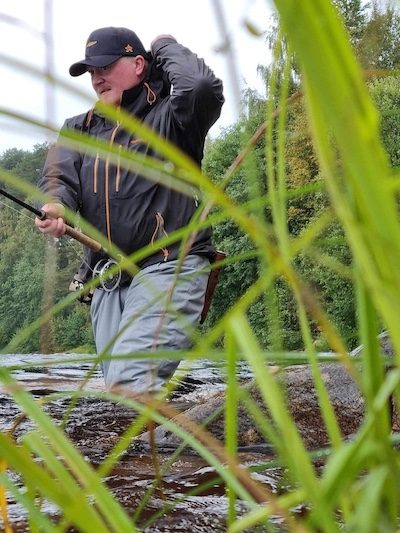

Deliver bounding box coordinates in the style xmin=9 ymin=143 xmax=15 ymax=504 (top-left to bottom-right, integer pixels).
xmin=99 ymin=91 xmax=121 ymax=106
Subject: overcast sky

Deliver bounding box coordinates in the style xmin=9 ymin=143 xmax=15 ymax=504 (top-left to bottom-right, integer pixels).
xmin=0 ymin=0 xmax=273 ymax=154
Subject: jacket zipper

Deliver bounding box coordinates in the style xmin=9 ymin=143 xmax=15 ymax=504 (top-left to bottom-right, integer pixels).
xmin=105 ymin=122 xmax=120 ymax=243
xmin=115 ymin=144 xmax=121 ymax=192
xmin=93 ymin=153 xmax=99 ymax=193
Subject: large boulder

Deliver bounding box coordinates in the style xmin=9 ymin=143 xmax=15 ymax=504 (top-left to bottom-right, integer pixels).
xmin=139 ymin=362 xmax=364 ymax=451
xmin=139 ymin=331 xmax=398 ymax=451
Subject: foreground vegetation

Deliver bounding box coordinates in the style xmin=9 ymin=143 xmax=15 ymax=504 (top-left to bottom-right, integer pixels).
xmin=1 ymin=0 xmax=400 ymax=531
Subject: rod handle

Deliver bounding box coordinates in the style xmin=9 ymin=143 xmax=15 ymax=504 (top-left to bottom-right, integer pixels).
xmin=39 ymin=209 xmax=103 ymax=252
xmin=64 ymin=224 xmax=103 ymax=252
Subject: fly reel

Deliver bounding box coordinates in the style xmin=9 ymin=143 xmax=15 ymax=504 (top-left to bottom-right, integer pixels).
xmin=92 ymin=258 xmax=121 ymax=292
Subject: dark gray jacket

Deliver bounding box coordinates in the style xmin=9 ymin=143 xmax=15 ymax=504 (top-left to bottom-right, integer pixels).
xmin=39 ymin=37 xmax=224 ymax=282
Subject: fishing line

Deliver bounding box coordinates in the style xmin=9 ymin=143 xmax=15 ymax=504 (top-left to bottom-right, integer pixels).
xmin=0 ymin=190 xmax=121 ymax=291
xmin=0 ymin=196 xmax=93 ymax=273
xmin=0 ymin=197 xmax=35 ymax=221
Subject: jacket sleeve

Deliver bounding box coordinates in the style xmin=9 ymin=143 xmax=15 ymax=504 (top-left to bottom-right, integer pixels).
xmin=151 ymin=37 xmax=225 ymax=140
xmin=38 ymin=119 xmax=82 ymax=212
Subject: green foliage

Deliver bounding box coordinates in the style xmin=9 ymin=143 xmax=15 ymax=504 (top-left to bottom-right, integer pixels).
xmin=0 ymin=143 xmax=48 ymax=185
xmin=334 ymin=0 xmax=400 ymax=69
xmin=3 ymin=1 xmax=400 ymax=530
xmin=203 ymin=2 xmax=400 ymax=352
xmin=202 ymin=117 xmax=266 ymax=336
xmin=0 ymin=145 xmax=94 ymax=353
xmin=204 ymin=83 xmax=358 ymax=350
xmin=53 ymin=306 xmax=94 ymax=353
xmin=0 ymin=217 xmax=44 ymax=352
xmin=368 ymin=75 xmax=400 ymax=167
xmin=357 ymin=1 xmax=400 ymax=69
xmin=333 ymin=0 xmax=368 ymax=45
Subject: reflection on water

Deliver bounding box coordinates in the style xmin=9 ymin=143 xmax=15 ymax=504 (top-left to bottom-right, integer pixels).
xmin=0 ymin=353 xmax=287 ymax=532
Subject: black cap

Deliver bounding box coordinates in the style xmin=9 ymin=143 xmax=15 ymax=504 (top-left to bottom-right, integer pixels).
xmin=69 ymin=27 xmax=149 ymax=77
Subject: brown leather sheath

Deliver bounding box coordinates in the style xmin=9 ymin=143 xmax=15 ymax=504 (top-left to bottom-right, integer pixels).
xmin=200 ymin=250 xmax=226 ymax=324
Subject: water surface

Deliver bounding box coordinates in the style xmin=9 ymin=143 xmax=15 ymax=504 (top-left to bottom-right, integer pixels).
xmin=1 ymin=353 xmax=286 ymax=531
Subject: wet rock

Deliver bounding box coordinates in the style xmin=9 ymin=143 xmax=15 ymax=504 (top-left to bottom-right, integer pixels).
xmin=351 ymin=331 xmax=400 ymax=431
xmin=141 ymin=332 xmax=398 ymax=452
xmin=260 ymin=362 xmax=364 ymax=449
xmin=350 ymin=330 xmax=394 ymax=357
xmin=139 ymin=362 xmax=364 ymax=451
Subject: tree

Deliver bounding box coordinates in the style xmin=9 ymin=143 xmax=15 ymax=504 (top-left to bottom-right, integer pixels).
xmin=202 ymin=119 xmax=264 ymax=332
xmin=0 ymin=215 xmax=45 ymax=351
xmin=333 ymin=0 xmax=400 ymax=70
xmin=333 ymin=0 xmax=369 ymax=45
xmin=0 ymin=144 xmax=95 ymax=353
xmin=357 ymin=1 xmax=400 ymax=69
xmin=203 ymin=0 xmax=400 ymax=351
xmin=0 ymin=147 xmax=29 ymax=171
xmin=368 ymin=75 xmax=400 ymax=168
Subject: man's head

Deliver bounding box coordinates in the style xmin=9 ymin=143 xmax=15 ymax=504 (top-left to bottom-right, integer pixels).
xmin=69 ymin=27 xmax=150 ymax=105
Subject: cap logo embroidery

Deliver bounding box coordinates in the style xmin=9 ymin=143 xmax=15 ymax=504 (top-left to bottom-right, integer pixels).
xmin=86 ymin=40 xmax=97 ymax=48
xmin=125 ymin=44 xmax=134 ymax=53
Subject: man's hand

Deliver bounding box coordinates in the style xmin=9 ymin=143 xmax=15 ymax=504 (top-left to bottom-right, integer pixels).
xmin=35 ymin=202 xmax=66 ymax=238
xmin=150 ymin=35 xmax=176 ymax=49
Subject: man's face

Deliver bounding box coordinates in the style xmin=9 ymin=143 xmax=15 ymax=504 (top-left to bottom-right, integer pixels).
xmin=88 ymin=56 xmax=144 ymax=105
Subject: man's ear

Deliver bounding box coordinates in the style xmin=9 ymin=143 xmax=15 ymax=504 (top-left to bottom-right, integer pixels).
xmin=134 ymin=55 xmax=146 ymax=76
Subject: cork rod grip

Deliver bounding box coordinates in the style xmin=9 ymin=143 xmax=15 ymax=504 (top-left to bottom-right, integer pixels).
xmin=64 ymin=224 xmax=103 ymax=252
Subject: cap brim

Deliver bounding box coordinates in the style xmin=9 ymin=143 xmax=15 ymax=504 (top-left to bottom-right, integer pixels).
xmin=69 ymin=55 xmax=120 ymax=77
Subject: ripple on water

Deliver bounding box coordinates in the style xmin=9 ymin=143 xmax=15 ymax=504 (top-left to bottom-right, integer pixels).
xmin=0 ymin=354 xmax=290 ymax=532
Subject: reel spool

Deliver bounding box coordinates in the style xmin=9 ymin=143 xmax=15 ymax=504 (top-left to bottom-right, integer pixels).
xmin=92 ymin=258 xmax=121 ymax=292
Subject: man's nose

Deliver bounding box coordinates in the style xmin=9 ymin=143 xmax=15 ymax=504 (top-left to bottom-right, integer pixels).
xmin=92 ymin=71 xmax=105 ymax=87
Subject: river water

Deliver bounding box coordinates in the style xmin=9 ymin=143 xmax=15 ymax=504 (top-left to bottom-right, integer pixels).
xmin=0 ymin=353 xmax=288 ymax=532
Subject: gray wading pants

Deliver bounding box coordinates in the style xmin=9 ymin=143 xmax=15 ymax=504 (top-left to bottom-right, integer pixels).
xmin=90 ymin=254 xmax=209 ymax=393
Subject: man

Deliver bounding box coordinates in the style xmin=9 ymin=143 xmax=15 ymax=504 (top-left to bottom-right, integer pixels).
xmin=35 ymin=26 xmax=224 ymax=394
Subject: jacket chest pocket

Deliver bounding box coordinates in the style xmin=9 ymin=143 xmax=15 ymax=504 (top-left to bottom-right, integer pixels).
xmin=109 ymin=139 xmax=153 ymax=199
xmin=84 ymin=139 xmax=153 ymax=198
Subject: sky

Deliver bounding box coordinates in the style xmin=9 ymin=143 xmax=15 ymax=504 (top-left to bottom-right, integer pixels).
xmin=0 ymin=0 xmax=273 ymax=154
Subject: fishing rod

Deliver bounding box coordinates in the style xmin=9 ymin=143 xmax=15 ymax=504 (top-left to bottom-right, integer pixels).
xmin=0 ymin=186 xmax=102 ymax=252
xmin=0 ymin=187 xmax=225 ymax=305
xmin=0 ymin=186 xmax=124 ymax=291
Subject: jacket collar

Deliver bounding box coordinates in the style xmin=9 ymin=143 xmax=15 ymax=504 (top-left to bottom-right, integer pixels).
xmin=88 ymin=61 xmax=169 ymax=126
xmin=119 ymin=77 xmax=163 ymax=119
